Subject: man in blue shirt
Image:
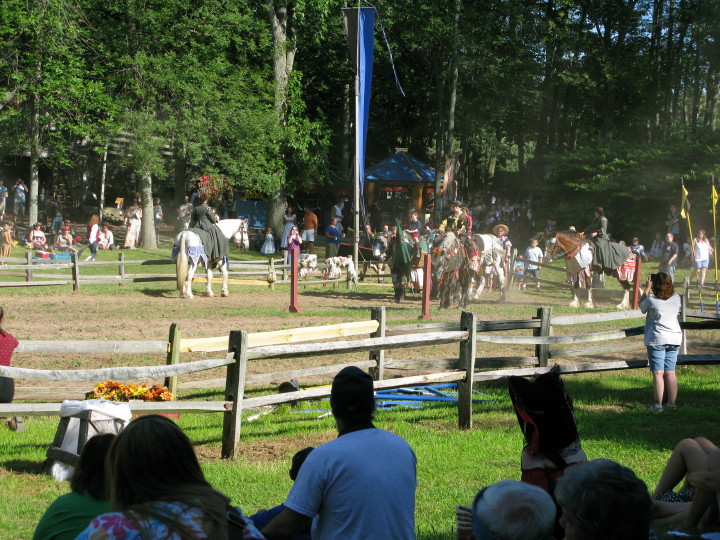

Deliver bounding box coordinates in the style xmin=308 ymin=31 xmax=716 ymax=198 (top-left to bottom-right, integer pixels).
xmin=659 ymin=232 xmax=679 ymax=281
xmin=325 ymin=218 xmax=341 ymax=259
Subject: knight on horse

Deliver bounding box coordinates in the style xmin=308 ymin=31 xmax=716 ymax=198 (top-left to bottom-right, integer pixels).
xmin=582 ymin=206 xmax=630 ymax=275
xmin=188 ymin=193 xmax=229 ymax=265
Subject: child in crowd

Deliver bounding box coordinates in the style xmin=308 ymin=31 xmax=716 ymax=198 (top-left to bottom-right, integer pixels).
xmin=261 ymin=227 xmax=276 ymax=255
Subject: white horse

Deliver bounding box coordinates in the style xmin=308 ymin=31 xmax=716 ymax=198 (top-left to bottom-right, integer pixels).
xmin=470 ymin=234 xmax=506 ymax=300
xmin=173 ymin=218 xmax=248 ymax=298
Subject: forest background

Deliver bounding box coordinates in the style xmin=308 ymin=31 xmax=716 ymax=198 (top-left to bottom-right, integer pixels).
xmin=1 ymin=0 xmax=719 ymax=245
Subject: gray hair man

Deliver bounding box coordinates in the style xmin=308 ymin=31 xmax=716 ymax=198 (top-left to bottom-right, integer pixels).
xmin=471 ymin=479 xmax=556 ymax=540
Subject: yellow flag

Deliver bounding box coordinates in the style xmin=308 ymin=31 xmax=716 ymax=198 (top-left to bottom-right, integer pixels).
xmin=681 ymin=185 xmax=690 ymax=219
xmin=713 ymin=185 xmax=719 ymax=208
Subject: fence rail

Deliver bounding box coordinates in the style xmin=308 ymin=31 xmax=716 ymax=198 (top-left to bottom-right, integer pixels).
xmin=2 ymin=305 xmax=719 ymax=459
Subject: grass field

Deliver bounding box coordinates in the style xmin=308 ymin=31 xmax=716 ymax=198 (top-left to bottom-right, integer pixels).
xmin=0 ymin=238 xmax=718 ymax=539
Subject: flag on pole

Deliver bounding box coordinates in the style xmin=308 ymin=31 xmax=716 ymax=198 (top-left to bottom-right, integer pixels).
xmin=342 ymin=7 xmax=375 ymax=206
xmin=680 ymin=185 xmax=691 ymax=219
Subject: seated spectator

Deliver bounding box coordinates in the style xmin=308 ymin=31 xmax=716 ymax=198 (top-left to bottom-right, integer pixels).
xmin=653 ymin=437 xmax=718 ymax=502
xmin=28 ymin=223 xmax=48 ymax=250
xmin=250 ymin=447 xmax=314 ymax=539
xmin=33 ymin=433 xmax=115 ymax=540
xmin=54 ymin=226 xmax=76 ymax=252
xmin=555 ymin=458 xmax=653 ymax=540
xmin=649 ymin=232 xmax=663 ymax=260
xmin=470 ymin=480 xmax=556 ymax=540
xmin=652 ymin=439 xmax=720 ymax=533
xmin=76 ymin=415 xmax=263 ymax=540
xmin=98 ymin=225 xmax=114 ymax=250
xmin=262 ymin=366 xmax=417 ymax=540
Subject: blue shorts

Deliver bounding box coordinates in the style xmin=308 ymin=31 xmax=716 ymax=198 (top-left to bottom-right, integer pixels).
xmin=694 ymin=259 xmax=709 ymax=269
xmin=647 ymin=345 xmax=680 ymax=372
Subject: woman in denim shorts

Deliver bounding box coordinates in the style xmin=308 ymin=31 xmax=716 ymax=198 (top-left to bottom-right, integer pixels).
xmin=640 ymin=272 xmax=682 ymax=410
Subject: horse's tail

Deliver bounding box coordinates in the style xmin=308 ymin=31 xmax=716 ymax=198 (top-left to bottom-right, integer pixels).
xmin=176 ymin=234 xmax=188 ymax=292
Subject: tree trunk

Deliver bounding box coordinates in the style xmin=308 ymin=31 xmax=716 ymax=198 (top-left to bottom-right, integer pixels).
xmin=99 ymin=147 xmax=108 ymax=224
xmin=267 ymin=191 xmax=286 ymax=243
xmin=173 ymin=143 xmax=187 ymax=202
xmin=139 ymin=169 xmax=156 ymax=249
xmin=28 ymin=92 xmax=40 ymax=227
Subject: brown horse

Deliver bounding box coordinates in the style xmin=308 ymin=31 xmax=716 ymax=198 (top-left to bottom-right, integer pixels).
xmin=546 ymin=231 xmax=636 ymax=309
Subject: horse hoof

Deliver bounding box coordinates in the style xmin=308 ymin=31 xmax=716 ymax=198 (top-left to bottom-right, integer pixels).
xmin=569 ymin=300 xmax=580 ymax=308
xmin=221 ymin=291 xmax=229 ymax=297
xmin=584 ymin=302 xmax=595 ymax=309
xmin=207 ymin=292 xmax=214 ymax=298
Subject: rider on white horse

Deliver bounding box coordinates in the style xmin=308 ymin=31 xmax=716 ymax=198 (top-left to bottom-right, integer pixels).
xmin=188 ymin=193 xmax=229 ymax=264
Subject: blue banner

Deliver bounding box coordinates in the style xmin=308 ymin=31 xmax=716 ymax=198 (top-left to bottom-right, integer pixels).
xmin=343 ymin=7 xmax=375 ymax=209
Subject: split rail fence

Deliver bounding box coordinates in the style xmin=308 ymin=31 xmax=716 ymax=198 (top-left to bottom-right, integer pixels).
xmin=1 ymin=306 xmax=719 ymax=459
xmin=0 ymin=253 xmax=356 ymax=290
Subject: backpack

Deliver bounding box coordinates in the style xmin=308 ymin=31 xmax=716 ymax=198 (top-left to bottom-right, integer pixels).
xmin=507 ymin=367 xmax=579 ymax=470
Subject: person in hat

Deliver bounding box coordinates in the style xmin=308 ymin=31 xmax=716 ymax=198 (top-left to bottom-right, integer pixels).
xmin=54 ymin=225 xmax=76 ymax=252
xmin=438 ymin=200 xmax=469 ymax=235
xmin=494 ymin=223 xmax=513 ymax=267
xmin=263 ymin=366 xmax=417 ymax=540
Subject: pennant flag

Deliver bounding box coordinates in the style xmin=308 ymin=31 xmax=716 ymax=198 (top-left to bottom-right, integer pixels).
xmin=342 ymin=7 xmax=376 ymax=209
xmin=680 ymin=185 xmax=690 ymax=219
xmin=713 ymin=185 xmax=719 ymax=209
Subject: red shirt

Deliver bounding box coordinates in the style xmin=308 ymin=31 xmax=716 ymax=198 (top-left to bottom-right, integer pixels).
xmin=0 ymin=330 xmax=18 ymax=367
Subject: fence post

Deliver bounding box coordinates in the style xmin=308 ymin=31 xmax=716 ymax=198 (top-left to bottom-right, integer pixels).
xmin=25 ymin=252 xmax=33 ymax=282
xmin=458 ymin=310 xmax=477 ymax=430
xmin=632 ymin=255 xmax=643 ymax=309
xmin=221 ymin=330 xmax=248 ymax=459
xmin=165 ymin=323 xmax=181 ymax=395
xmin=118 ymin=252 xmax=125 ymax=280
xmin=534 ymin=307 xmax=552 ymax=367
xmin=71 ymin=252 xmax=80 ymax=291
xmin=681 ymin=293 xmax=687 ymax=355
xmin=368 ymin=306 xmax=386 ymax=381
xmin=285 ymin=248 xmax=302 ymax=313
xmin=269 ymin=258 xmax=275 ymax=290
xmin=419 ymin=253 xmax=432 ymax=320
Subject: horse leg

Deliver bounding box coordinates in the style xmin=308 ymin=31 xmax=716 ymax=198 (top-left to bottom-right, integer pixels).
xmin=185 ymin=261 xmax=197 ymax=299
xmin=569 ymin=276 xmax=580 ymax=308
xmin=206 ymin=264 xmax=214 ymax=297
xmin=220 ymin=260 xmax=229 ymax=297
xmin=584 ymin=277 xmax=595 ymax=309
xmin=616 ymin=279 xmax=631 ymax=310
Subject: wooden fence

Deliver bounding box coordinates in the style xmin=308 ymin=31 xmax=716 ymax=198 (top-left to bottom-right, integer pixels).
xmin=2 ymin=306 xmax=719 ymax=459
xmin=0 ymin=252 xmax=356 ymax=290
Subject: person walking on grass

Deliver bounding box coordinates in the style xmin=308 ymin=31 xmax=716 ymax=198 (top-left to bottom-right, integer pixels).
xmin=640 ymin=272 xmax=682 ymax=411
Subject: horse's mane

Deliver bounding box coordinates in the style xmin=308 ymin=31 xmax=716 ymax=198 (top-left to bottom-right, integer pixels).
xmin=557 ymin=230 xmax=582 ymax=241
xmin=436 ymin=232 xmax=457 ymax=251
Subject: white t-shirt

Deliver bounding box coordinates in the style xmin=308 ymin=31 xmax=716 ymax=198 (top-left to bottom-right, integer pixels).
xmin=524 ymin=246 xmax=543 ymax=270
xmin=285 ymin=428 xmax=417 ymax=540
xmin=640 ymin=293 xmax=682 ymax=346
xmin=694 ymin=239 xmax=711 ymax=262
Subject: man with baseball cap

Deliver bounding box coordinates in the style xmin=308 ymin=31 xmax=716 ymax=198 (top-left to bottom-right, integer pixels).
xmin=263 ymin=366 xmax=417 ymax=540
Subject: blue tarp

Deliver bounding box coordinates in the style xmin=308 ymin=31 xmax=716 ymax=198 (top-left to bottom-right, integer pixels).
xmin=364 ymin=151 xmax=439 ymax=184
xmin=235 ymin=200 xmax=268 ymax=228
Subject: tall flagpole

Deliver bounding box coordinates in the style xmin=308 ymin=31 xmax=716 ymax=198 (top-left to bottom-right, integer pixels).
xmin=713 ymin=176 xmax=718 ymax=312
xmin=353 ymin=14 xmax=360 ymax=271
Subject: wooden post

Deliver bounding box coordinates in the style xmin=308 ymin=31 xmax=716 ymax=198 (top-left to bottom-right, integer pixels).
xmin=269 ymin=258 xmax=275 ymax=290
xmin=457 ymin=310 xmax=477 ymax=430
xmin=534 ymin=307 xmax=552 ymax=367
xmin=221 ymin=330 xmax=248 ymax=459
xmin=681 ymin=293 xmax=688 ymax=355
xmin=25 ymin=252 xmax=33 ymax=282
xmin=632 ymin=255 xmax=642 ymax=309
xmin=118 ymin=252 xmax=125 ymax=280
xmin=71 ymin=252 xmax=80 ymax=291
xmin=285 ymin=248 xmax=302 ymax=313
xmin=419 ymin=253 xmax=432 ymax=320
xmin=165 ymin=323 xmax=181 ymax=395
xmin=368 ymin=306 xmax=386 ymax=381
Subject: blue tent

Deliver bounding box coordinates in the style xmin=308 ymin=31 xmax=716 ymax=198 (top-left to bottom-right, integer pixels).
xmin=364 ymin=151 xmax=438 ymax=184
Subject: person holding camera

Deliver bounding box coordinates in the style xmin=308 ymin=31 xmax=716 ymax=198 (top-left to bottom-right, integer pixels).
xmin=640 ymin=272 xmax=682 ymax=411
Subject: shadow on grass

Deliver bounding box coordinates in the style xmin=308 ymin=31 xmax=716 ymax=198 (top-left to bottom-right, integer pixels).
xmin=138 ymin=287 xmax=176 ymax=298
xmin=2 ymin=459 xmax=44 ymax=474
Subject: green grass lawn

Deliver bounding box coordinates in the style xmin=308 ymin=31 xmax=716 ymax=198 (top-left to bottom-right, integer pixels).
xmin=1 ymin=367 xmax=718 ymax=539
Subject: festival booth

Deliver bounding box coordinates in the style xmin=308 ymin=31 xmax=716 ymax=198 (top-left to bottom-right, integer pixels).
xmin=365 ymin=150 xmax=441 ymax=226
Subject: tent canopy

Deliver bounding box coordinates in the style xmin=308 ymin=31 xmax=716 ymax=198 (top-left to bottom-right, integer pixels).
xmin=364 ymin=151 xmax=439 ymax=184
